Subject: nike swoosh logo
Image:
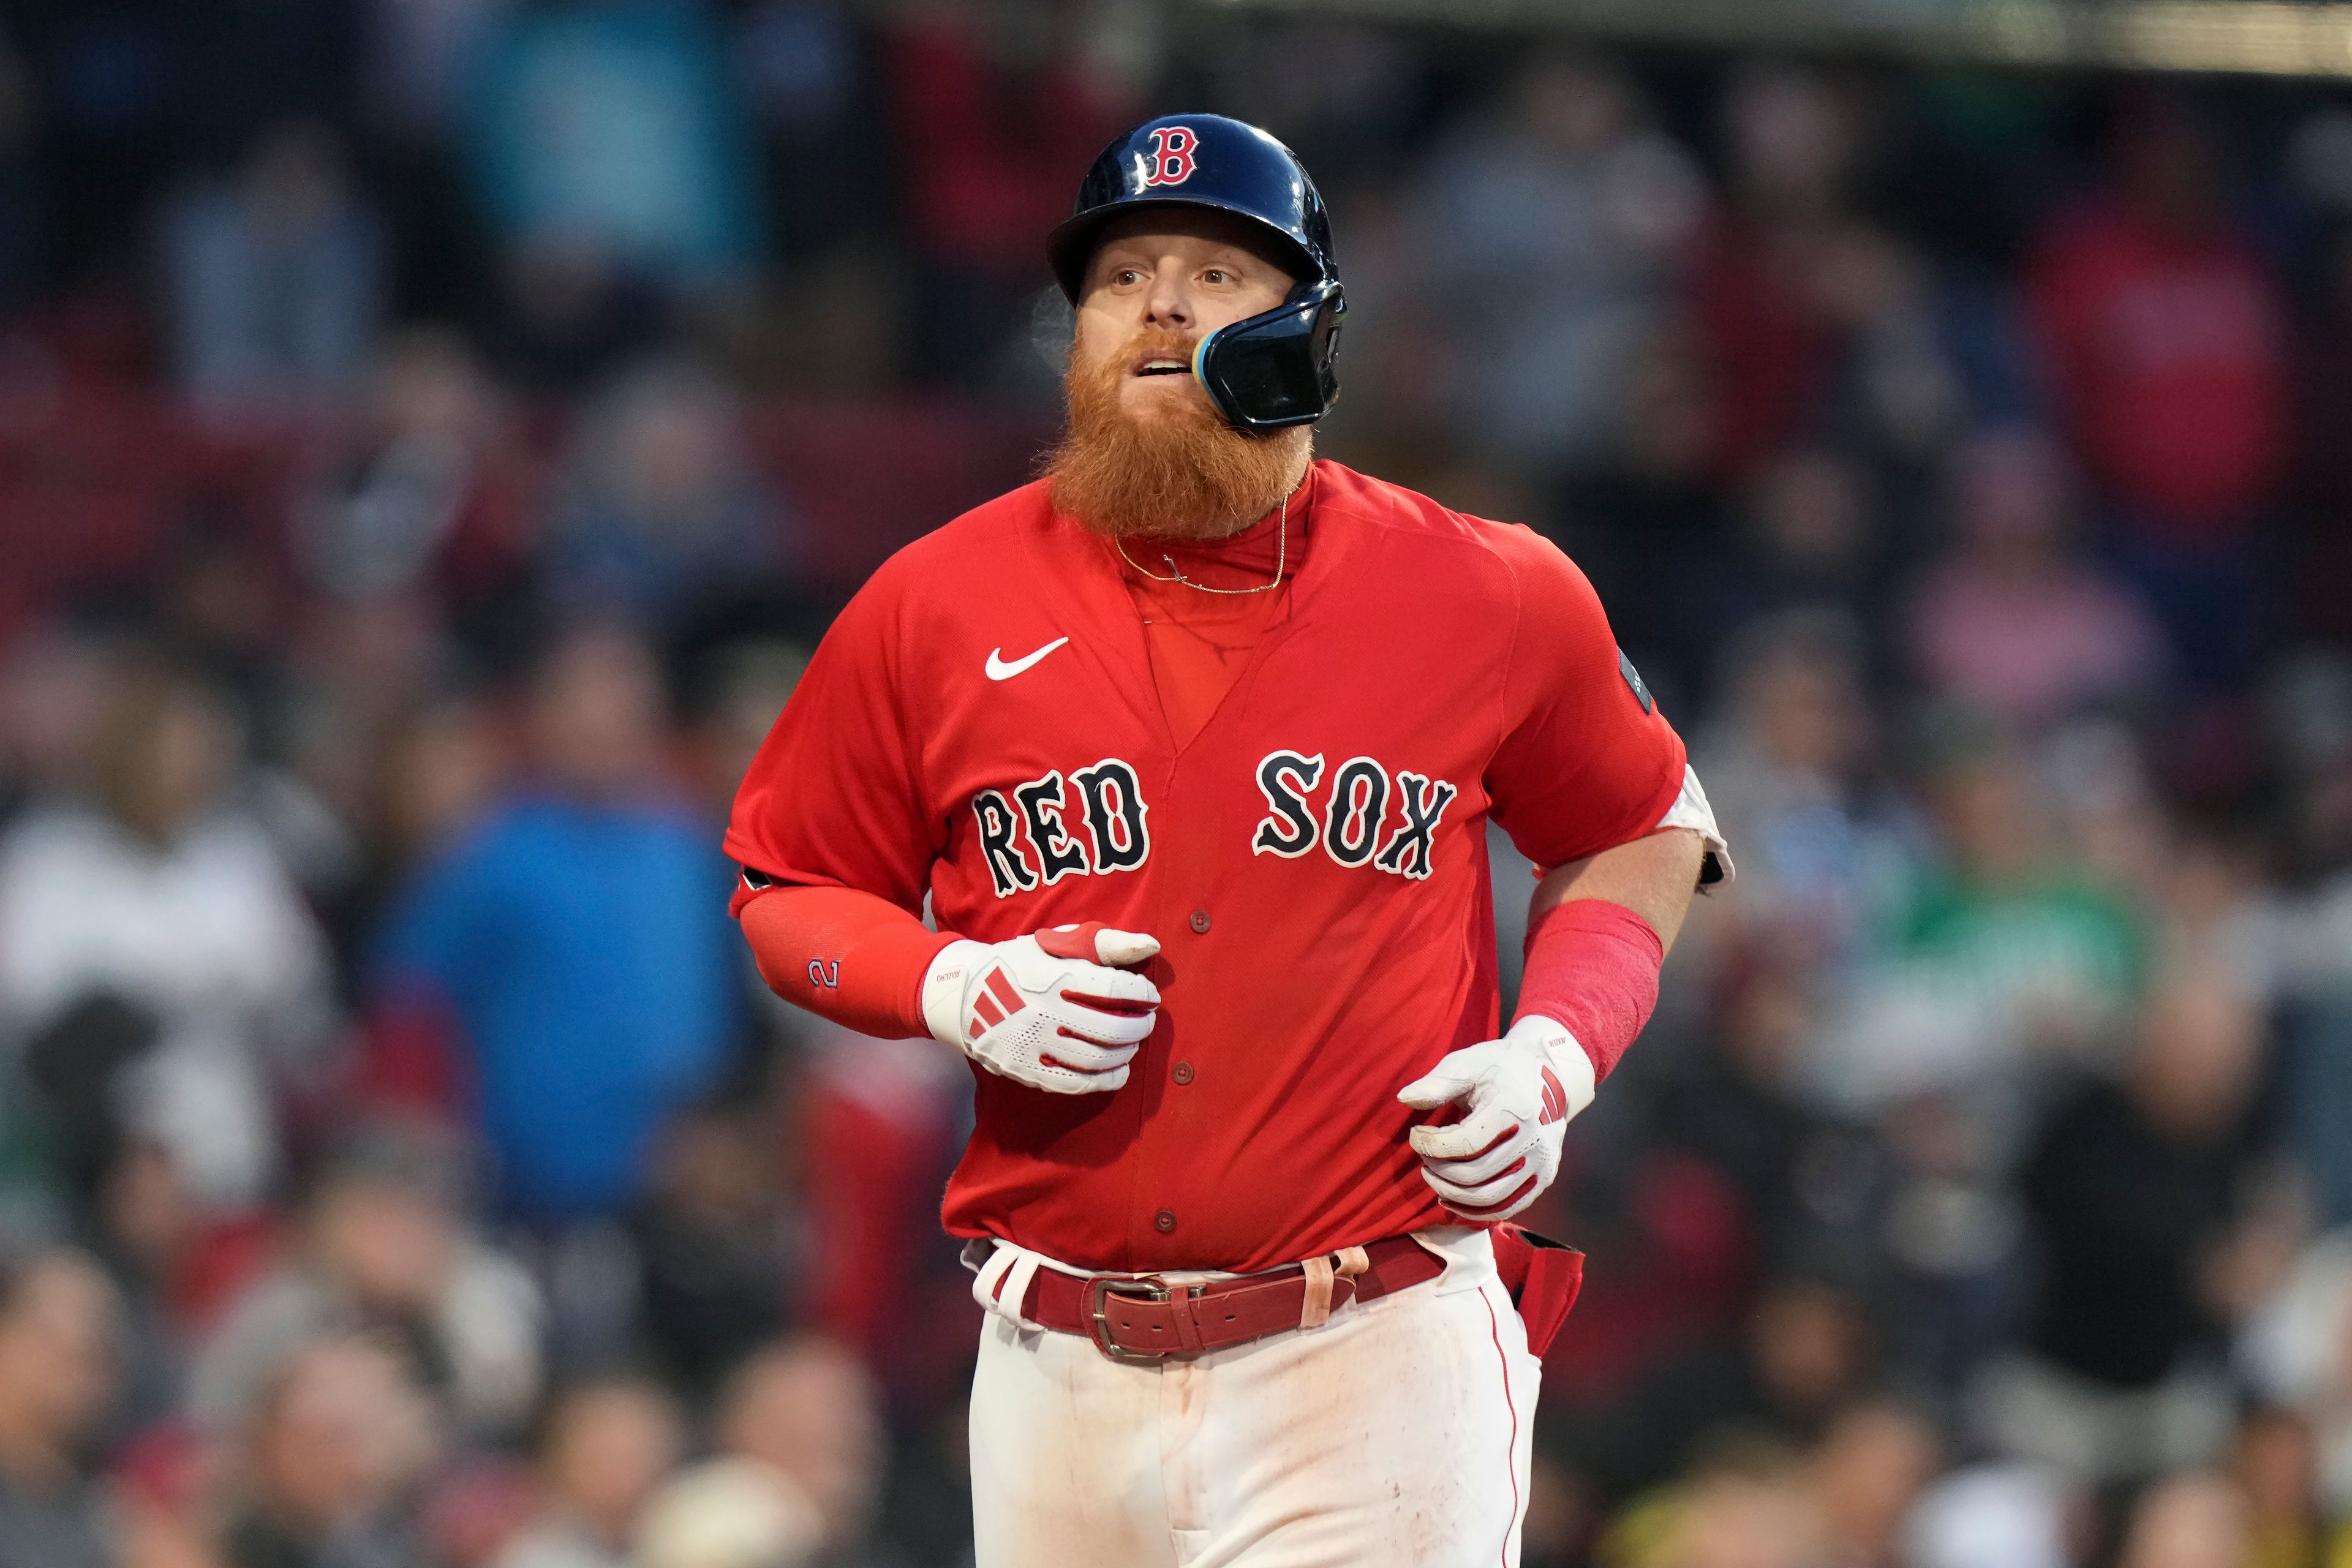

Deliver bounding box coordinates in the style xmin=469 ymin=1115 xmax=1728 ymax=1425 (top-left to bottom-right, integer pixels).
xmin=985 ymin=637 xmax=1070 ymax=681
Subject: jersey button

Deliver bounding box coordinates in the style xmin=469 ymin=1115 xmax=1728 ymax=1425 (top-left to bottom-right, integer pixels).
xmin=1153 ymin=1209 xmax=1177 ymax=1234
xmin=1172 ymin=1061 xmax=1194 ymax=1085
xmin=1188 ymin=910 xmax=1211 ymax=935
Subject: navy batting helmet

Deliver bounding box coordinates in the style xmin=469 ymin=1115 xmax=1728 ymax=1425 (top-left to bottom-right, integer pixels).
xmin=1048 ymin=114 xmax=1344 ymax=432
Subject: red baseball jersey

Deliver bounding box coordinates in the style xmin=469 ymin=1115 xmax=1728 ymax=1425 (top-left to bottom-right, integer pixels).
xmin=725 ymin=460 xmax=1689 ymax=1273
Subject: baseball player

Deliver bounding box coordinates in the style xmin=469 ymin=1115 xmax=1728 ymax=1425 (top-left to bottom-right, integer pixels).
xmin=726 ymin=115 xmax=1729 ymax=1567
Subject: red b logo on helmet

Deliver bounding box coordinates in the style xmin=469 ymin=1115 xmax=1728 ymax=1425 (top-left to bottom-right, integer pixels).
xmin=1142 ymin=126 xmax=1197 ymax=188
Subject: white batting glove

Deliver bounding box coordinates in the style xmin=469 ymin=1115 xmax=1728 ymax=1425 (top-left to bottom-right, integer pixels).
xmin=1396 ymin=1016 xmax=1596 ymax=1223
xmin=921 ymin=922 xmax=1161 ymax=1095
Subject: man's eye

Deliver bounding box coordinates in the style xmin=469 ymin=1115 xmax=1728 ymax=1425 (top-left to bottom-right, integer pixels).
xmin=1204 ymin=270 xmax=1231 ymax=284
xmin=1115 ymin=269 xmax=1144 ymax=285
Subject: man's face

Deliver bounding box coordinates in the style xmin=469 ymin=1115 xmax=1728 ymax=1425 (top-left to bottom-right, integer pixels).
xmin=1072 ymin=210 xmax=1298 ymax=422
xmin=0 ymin=1256 xmax=118 ymax=1448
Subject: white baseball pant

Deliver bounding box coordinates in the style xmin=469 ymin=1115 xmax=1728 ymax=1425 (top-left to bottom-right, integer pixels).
xmin=965 ymin=1227 xmax=1538 ymax=1567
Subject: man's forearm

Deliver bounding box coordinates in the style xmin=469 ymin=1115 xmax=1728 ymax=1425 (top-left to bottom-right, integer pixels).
xmin=1507 ymin=827 xmax=1705 ymax=1087
xmin=738 ymin=884 xmax=956 ymax=1039
xmin=1528 ymin=826 xmax=1706 ymax=954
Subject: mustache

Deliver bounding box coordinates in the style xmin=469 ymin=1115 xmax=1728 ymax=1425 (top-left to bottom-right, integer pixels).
xmin=1113 ymin=329 xmax=1203 ymax=380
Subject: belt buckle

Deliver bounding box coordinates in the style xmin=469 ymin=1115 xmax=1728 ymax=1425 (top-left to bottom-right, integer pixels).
xmin=1086 ymin=1275 xmax=1193 ymax=1364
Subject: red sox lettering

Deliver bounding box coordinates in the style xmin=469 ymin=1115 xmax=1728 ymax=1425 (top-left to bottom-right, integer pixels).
xmin=972 ymin=749 xmax=1461 ymax=900
xmin=1250 ymin=750 xmax=1458 ymax=880
xmin=973 ymin=759 xmax=1152 ymax=898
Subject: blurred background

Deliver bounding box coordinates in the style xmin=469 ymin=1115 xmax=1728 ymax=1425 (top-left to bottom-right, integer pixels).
xmin=4 ymin=1 xmax=2352 ymax=1566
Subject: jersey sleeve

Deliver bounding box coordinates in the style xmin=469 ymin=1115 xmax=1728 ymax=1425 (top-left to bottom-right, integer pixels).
xmin=1484 ymin=529 xmax=1687 ymax=871
xmin=723 ymin=564 xmax=940 ymax=916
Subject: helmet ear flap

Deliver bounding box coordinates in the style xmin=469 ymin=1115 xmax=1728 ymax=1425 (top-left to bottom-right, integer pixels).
xmin=1193 ymin=279 xmax=1345 ymax=432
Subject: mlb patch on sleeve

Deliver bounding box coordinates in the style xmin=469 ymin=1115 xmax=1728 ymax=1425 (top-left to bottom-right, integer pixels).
xmin=1618 ymin=648 xmax=1654 ymax=714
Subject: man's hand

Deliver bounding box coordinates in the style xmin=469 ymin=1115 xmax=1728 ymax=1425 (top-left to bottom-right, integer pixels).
xmin=1396 ymin=1016 xmax=1595 ymax=1223
xmin=921 ymin=922 xmax=1161 ymax=1094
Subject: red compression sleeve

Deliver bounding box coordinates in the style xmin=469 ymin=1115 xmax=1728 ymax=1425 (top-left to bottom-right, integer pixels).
xmin=1512 ymin=899 xmax=1665 ymax=1083
xmin=737 ymin=884 xmax=958 ymax=1041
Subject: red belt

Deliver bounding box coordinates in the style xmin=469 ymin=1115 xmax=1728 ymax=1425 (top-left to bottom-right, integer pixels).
xmin=1017 ymin=1235 xmax=1446 ymax=1363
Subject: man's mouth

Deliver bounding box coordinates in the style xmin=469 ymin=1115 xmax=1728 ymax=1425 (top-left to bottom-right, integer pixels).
xmin=1131 ymin=355 xmax=1191 ymax=377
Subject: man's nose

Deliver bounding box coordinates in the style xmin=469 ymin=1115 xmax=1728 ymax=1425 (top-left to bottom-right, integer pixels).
xmin=1143 ymin=275 xmax=1193 ymax=331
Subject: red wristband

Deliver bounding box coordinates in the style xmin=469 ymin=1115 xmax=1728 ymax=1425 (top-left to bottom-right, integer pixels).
xmin=1512 ymin=899 xmax=1664 ymax=1084
xmin=738 ymin=883 xmax=957 ymax=1040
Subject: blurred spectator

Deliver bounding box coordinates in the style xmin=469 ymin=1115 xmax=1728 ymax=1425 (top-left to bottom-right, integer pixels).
xmin=543 ymin=359 xmax=795 ymax=634
xmin=1820 ymin=711 xmax=2158 ymax=1390
xmin=364 ymin=625 xmax=741 ymax=1221
xmin=369 ymin=695 xmax=510 ymax=872
xmin=480 ymin=247 xmax=668 ymax=396
xmin=1596 ymin=1439 xmax=1825 ymax=1568
xmin=1979 ymin=971 xmax=2274 ymax=1482
xmin=365 ymin=0 xmax=512 ymax=146
xmin=1559 ymin=1272 xmax=1876 ymax=1509
xmin=2241 ymin=1230 xmax=2352 ymax=1521
xmin=77 ymin=1136 xmax=221 ymax=1438
xmin=1805 ymin=221 xmax=1967 ymax=464
xmin=0 ymin=1250 xmax=122 ymax=1568
xmin=635 ymin=1458 xmax=817 ymax=1568
xmin=1690 ymin=609 xmax=1886 ymax=959
xmin=299 ymin=328 xmax=538 ymax=624
xmin=2043 ymin=720 xmax=2177 ymax=917
xmin=733 ymin=0 xmax=881 ymax=325
xmin=1411 ymin=54 xmax=1706 ymax=475
xmin=461 ymin=0 xmax=768 ymax=391
xmin=1647 ymin=933 xmax=1887 ymax=1283
xmin=462 ymin=0 xmax=762 ymax=298
xmin=164 ymin=122 xmax=386 ymax=418
xmin=1687 ymin=66 xmax=1861 ymax=481
xmin=1909 ymin=428 xmax=2168 ymax=730
xmin=0 ymin=650 xmax=335 ymax=1217
xmin=881 ymin=4 xmax=1126 ymax=389
xmin=1688 ymin=449 xmax=1891 ymax=682
xmin=628 ymin=1102 xmax=789 ymax=1406
xmin=713 ymin=1336 xmax=886 ymax=1564
xmin=792 ymin=1030 xmax=976 ymax=1415
xmin=1556 ymin=317 xmax=1730 ymax=709
xmin=1805 ymin=1401 xmax=1941 ymax=1568
xmin=1903 ymin=1462 xmax=2077 ymax=1568
xmin=2113 ymin=1471 xmax=2255 ymax=1568
xmin=190 ymin=1122 xmax=541 ymax=1444
xmin=491 ymin=1377 xmax=682 ymax=1568
xmin=2231 ymin=1406 xmax=2328 ymax=1568
xmin=221 ymin=1335 xmax=439 ymax=1568
xmin=1818 ymin=710 xmax=2142 ymax=1112
xmin=0 ymin=626 xmax=118 ymax=817
xmin=2027 ymin=94 xmax=2288 ymax=686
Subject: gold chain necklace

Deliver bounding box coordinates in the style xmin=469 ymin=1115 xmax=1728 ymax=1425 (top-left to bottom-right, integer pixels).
xmin=1113 ymin=494 xmax=1287 ymax=595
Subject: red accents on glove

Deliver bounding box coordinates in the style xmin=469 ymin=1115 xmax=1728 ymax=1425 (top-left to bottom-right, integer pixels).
xmin=1034 ymin=922 xmax=1112 ymax=962
xmin=1512 ymin=898 xmax=1665 ymax=1084
xmin=737 ymin=883 xmax=958 ymax=1041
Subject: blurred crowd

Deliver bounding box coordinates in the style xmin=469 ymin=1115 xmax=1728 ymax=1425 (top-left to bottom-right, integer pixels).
xmin=3 ymin=2 xmax=2352 ymax=1567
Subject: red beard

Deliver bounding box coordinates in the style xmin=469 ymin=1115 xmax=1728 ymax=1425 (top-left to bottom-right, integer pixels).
xmin=1046 ymin=328 xmax=1310 ymax=541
